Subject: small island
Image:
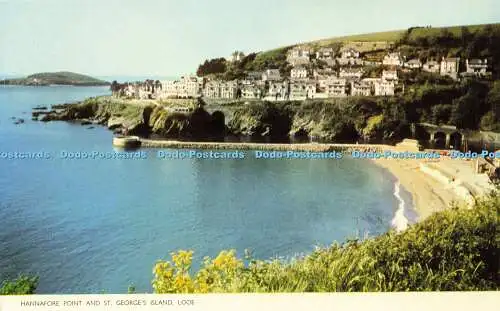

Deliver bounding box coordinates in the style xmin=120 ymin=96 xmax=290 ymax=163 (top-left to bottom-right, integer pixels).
xmin=0 ymin=71 xmax=110 ymax=86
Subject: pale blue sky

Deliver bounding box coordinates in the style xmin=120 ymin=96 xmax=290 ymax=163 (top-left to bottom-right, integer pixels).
xmin=0 ymin=0 xmax=498 ymax=77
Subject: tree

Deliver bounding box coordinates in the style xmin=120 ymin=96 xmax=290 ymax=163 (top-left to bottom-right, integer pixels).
xmin=451 ymin=81 xmax=490 ymax=129
xmin=110 ymin=80 xmax=119 ymax=95
xmin=196 ymin=58 xmax=227 ymax=77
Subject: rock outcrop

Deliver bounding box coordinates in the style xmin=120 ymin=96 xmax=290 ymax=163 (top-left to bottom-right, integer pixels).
xmin=34 ymin=96 xmax=225 ymax=139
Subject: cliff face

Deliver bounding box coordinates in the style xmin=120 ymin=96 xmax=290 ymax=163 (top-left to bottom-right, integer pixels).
xmin=34 ymin=96 xmax=411 ymax=142
xmin=227 ymin=100 xmax=410 ymax=143
xmin=35 ymin=96 xmax=225 ymax=139
xmin=227 ymin=102 xmax=292 ymax=138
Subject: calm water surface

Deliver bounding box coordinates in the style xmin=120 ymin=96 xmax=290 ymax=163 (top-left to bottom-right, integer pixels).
xmin=0 ymin=86 xmax=413 ymax=293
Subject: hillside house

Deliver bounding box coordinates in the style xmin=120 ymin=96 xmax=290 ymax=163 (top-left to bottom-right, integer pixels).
xmin=163 ymin=76 xmax=203 ymax=98
xmin=240 ymin=83 xmax=263 ymax=99
xmin=383 ymin=52 xmax=404 ymax=67
xmin=315 ymin=47 xmax=336 ymax=66
xmin=203 ymin=80 xmax=221 ymax=98
xmin=325 ymin=78 xmax=348 ymax=97
xmin=351 ymin=80 xmax=372 ymax=96
xmin=404 ymin=59 xmax=422 ymax=69
xmin=363 ymin=60 xmax=382 ymax=66
xmin=287 ymin=46 xmax=311 ymax=66
xmin=290 ymin=81 xmax=317 ymax=100
xmin=220 ymin=81 xmax=238 ymax=99
xmin=339 ymin=68 xmax=364 ymax=80
xmin=262 ymin=69 xmax=282 ymax=81
xmin=267 ymin=81 xmax=289 ymax=101
xmin=374 ymin=81 xmax=395 ymax=96
xmin=422 ymin=60 xmax=440 ymax=73
xmin=313 ymin=68 xmax=335 ymax=78
xmin=317 ymin=74 xmax=339 ymax=90
xmin=336 ymin=47 xmax=363 ymax=66
xmin=316 ymin=47 xmax=335 ymax=59
xmin=440 ymin=57 xmax=460 ymax=80
xmin=340 ymin=47 xmax=360 ymax=59
xmin=124 ymin=83 xmax=139 ymax=98
xmin=291 ymin=66 xmax=308 ymax=79
xmin=465 ymin=59 xmax=490 ymax=77
xmin=382 ymin=70 xmax=398 ymax=83
xmin=247 ymin=71 xmax=264 ymax=81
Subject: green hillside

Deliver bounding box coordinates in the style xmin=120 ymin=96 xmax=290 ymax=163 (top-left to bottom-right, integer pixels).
xmin=298 ymin=22 xmax=500 ymax=49
xmin=0 ymin=71 xmax=109 ymax=86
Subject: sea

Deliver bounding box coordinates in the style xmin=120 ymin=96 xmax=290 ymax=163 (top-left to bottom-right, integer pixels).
xmin=0 ymin=85 xmax=415 ymax=294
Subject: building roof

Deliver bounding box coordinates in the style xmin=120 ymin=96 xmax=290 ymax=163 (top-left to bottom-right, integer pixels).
xmin=468 ymin=58 xmax=487 ymax=64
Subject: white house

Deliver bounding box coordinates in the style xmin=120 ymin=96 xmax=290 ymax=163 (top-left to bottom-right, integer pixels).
xmin=315 ymin=47 xmax=336 ymax=66
xmin=287 ymin=46 xmax=311 ymax=66
xmin=339 ymin=68 xmax=364 ymax=80
xmin=289 ymin=81 xmax=316 ymax=100
xmin=220 ymin=81 xmax=238 ymax=99
xmin=291 ymin=66 xmax=308 ymax=79
xmin=313 ymin=68 xmax=335 ymax=78
xmin=267 ymin=81 xmax=289 ymax=101
xmin=241 ymin=83 xmax=263 ymax=99
xmin=383 ymin=52 xmax=404 ymax=67
xmin=163 ymin=76 xmax=203 ymax=98
xmin=382 ymin=70 xmax=398 ymax=83
xmin=246 ymin=71 xmax=264 ymax=81
xmin=422 ymin=60 xmax=440 ymax=73
xmin=404 ymin=59 xmax=422 ymax=69
xmin=440 ymin=57 xmax=460 ymax=80
xmin=374 ymin=81 xmax=395 ymax=96
xmin=340 ymin=47 xmax=360 ymax=59
xmin=325 ymin=78 xmax=348 ymax=97
xmin=262 ymin=69 xmax=282 ymax=81
xmin=465 ymin=59 xmax=490 ymax=77
xmin=351 ymin=81 xmax=372 ymax=96
xmin=316 ymin=47 xmax=335 ymax=59
xmin=336 ymin=47 xmax=363 ymax=66
xmin=203 ymin=80 xmax=221 ymax=98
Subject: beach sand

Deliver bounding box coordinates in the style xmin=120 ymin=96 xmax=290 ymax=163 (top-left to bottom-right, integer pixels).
xmin=372 ymin=157 xmax=492 ymax=220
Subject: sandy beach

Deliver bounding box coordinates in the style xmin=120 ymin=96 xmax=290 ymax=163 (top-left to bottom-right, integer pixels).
xmin=373 ymin=156 xmax=495 ymax=220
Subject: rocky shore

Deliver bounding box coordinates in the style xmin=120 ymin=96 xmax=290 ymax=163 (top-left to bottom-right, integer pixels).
xmin=33 ymin=96 xmax=412 ymax=144
xmin=32 ymin=96 xmax=225 ymax=138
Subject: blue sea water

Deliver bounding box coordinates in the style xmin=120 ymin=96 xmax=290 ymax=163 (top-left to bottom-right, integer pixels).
xmin=0 ymin=86 xmax=413 ymax=294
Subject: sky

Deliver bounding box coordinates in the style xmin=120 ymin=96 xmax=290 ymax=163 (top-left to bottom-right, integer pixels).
xmin=0 ymin=0 xmax=499 ymax=77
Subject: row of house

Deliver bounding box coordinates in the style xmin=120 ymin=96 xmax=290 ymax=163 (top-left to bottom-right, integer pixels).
xmin=287 ymin=45 xmax=492 ymax=81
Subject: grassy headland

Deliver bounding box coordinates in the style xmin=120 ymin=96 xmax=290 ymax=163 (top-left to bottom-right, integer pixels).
xmin=0 ymin=71 xmax=110 ymax=86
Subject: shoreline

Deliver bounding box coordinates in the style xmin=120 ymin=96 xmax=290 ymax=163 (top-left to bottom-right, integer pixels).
xmin=136 ymin=138 xmax=494 ymax=224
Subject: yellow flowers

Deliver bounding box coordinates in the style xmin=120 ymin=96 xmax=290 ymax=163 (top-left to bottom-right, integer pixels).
xmin=152 ymin=249 xmax=245 ymax=293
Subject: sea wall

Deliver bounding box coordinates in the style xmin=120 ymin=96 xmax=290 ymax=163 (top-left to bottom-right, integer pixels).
xmin=139 ymin=139 xmax=389 ymax=152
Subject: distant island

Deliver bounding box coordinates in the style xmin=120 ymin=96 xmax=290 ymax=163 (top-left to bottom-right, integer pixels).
xmin=0 ymin=71 xmax=110 ymax=86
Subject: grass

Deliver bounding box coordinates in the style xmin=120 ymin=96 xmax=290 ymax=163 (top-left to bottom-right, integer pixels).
xmin=408 ymin=23 xmax=500 ymax=41
xmin=255 ymin=22 xmax=500 ymax=55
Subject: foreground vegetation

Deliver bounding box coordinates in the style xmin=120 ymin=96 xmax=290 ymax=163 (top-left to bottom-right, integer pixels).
xmin=152 ymin=192 xmax=499 ymax=293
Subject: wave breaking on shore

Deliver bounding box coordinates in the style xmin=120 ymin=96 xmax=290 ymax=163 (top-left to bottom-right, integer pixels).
xmin=392 ymin=181 xmax=409 ymax=232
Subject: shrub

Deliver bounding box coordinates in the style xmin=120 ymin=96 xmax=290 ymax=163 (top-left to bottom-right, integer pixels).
xmin=0 ymin=275 xmax=39 ymax=295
